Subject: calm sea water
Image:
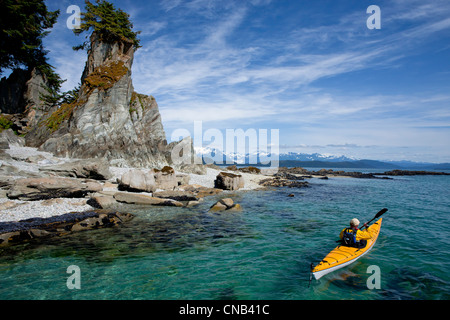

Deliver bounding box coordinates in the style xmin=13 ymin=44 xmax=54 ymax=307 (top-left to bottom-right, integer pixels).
xmin=1 ymin=171 xmax=449 ymax=300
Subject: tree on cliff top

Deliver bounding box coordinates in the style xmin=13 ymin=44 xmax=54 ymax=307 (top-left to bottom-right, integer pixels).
xmin=73 ymin=0 xmax=141 ymax=51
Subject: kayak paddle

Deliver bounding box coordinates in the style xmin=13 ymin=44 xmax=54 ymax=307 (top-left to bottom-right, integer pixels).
xmin=359 ymin=208 xmax=388 ymax=231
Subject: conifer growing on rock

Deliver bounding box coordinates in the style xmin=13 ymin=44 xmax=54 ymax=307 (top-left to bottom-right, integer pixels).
xmin=73 ymin=0 xmax=141 ymax=51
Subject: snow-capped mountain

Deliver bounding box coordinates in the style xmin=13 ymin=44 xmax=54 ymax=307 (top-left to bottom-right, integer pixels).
xmin=277 ymin=152 xmax=357 ymax=162
xmin=194 ymin=147 xmax=450 ymax=169
xmin=195 ymin=147 xmax=356 ymax=164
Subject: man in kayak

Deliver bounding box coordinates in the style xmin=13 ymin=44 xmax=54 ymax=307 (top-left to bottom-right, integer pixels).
xmin=339 ymin=218 xmax=373 ymax=248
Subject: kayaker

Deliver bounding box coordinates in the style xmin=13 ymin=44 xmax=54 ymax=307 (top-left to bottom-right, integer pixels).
xmin=339 ymin=218 xmax=372 ymax=248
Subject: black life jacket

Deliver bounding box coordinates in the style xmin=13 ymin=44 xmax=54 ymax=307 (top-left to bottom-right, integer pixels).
xmin=342 ymin=228 xmax=358 ymax=246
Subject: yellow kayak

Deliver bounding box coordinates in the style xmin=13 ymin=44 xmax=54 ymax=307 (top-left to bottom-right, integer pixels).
xmin=311 ymin=218 xmax=383 ymax=280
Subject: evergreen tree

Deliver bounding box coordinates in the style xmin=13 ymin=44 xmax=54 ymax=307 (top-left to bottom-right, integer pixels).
xmin=0 ymin=0 xmax=59 ymax=72
xmin=73 ymin=0 xmax=141 ymax=51
xmin=0 ymin=0 xmax=64 ymax=102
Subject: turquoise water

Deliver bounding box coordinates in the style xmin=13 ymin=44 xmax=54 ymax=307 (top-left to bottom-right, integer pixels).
xmin=1 ymin=174 xmax=449 ymax=300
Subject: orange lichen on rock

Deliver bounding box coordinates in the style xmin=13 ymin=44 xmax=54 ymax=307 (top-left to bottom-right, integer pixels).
xmin=83 ymin=60 xmax=128 ymax=91
xmin=42 ymin=98 xmax=86 ymax=133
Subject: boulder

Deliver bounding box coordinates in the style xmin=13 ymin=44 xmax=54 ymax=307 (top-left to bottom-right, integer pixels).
xmin=209 ymin=198 xmax=242 ymax=212
xmin=181 ymin=184 xmax=223 ymax=198
xmin=154 ymin=166 xmax=178 ymax=190
xmin=152 ymin=190 xmax=199 ymax=202
xmin=7 ymin=177 xmax=102 ymax=201
xmin=258 ymin=177 xmax=309 ymax=188
xmin=220 ymin=198 xmax=234 ymax=208
xmin=227 ymin=203 xmax=242 ymax=211
xmin=118 ymin=167 xmax=183 ymax=192
xmin=186 ymin=200 xmax=202 ymax=207
xmin=118 ymin=169 xmax=156 ymax=193
xmin=214 ymin=172 xmax=245 ymax=191
xmin=39 ymin=158 xmax=112 ymax=180
xmin=87 ymin=193 xmax=118 ymax=209
xmin=209 ymin=200 xmax=228 ymax=212
xmin=113 ymin=191 xmax=183 ymax=207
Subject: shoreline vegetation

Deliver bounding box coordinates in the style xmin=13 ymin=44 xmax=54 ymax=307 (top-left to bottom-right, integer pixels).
xmin=1 ymin=138 xmax=448 ymax=246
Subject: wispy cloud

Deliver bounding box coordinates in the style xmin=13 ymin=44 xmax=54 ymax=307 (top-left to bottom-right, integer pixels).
xmin=42 ymin=4 xmax=87 ymax=92
xmin=160 ymin=0 xmax=182 ymax=12
xmin=133 ymin=1 xmax=450 ymax=111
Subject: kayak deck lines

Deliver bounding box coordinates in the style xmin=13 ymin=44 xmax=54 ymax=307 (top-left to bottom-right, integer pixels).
xmin=311 ymin=219 xmax=383 ymax=280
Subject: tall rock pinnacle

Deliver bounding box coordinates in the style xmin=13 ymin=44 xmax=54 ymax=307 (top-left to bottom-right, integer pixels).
xmin=26 ymin=32 xmax=179 ymax=168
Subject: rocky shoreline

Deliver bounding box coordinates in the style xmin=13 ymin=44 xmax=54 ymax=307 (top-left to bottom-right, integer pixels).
xmin=255 ymin=166 xmax=450 ymax=180
xmin=1 ymin=7 xmax=448 ymax=248
xmin=0 ymin=134 xmax=272 ymax=245
xmin=1 ymin=133 xmax=448 ymax=246
xmin=0 ymin=210 xmax=133 ymax=246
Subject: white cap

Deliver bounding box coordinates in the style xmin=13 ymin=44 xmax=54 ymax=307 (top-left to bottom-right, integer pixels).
xmin=350 ymin=218 xmax=360 ymax=227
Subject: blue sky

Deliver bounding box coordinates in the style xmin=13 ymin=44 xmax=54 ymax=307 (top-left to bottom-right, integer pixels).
xmin=41 ymin=0 xmax=450 ymax=162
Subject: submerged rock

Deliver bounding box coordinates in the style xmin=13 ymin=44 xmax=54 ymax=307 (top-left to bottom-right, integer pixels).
xmin=113 ymin=191 xmax=183 ymax=207
xmin=209 ymin=198 xmax=242 ymax=212
xmin=152 ymin=190 xmax=199 ymax=202
xmin=0 ymin=210 xmax=134 ymax=246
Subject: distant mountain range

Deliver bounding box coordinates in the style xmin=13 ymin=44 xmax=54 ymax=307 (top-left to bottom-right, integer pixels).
xmin=195 ymin=148 xmax=450 ymax=170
